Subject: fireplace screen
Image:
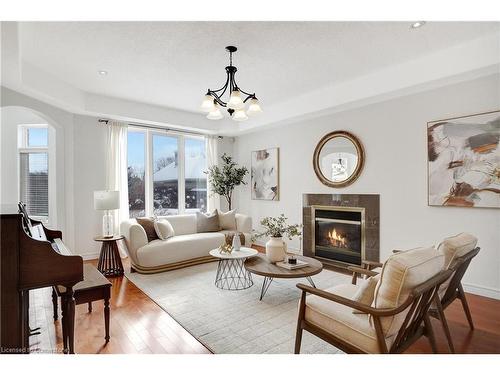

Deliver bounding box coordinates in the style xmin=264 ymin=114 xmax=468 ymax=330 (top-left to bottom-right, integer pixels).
xmin=313 ymin=208 xmax=364 ymax=265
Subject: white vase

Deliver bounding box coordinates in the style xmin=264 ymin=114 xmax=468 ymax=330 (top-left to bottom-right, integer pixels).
xmin=266 ymin=237 xmax=286 ymax=263
xmin=232 ymin=233 xmax=241 ymax=251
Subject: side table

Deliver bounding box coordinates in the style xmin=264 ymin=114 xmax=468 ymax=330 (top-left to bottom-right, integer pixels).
xmin=94 ymin=235 xmax=124 ymax=277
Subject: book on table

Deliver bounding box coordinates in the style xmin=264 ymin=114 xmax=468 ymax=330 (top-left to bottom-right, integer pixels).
xmin=276 ymin=260 xmax=309 ymax=270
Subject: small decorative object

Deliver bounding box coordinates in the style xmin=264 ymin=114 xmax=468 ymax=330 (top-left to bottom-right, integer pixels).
xmin=94 ymin=190 xmax=120 ymax=238
xmin=287 ymin=255 xmax=297 ymax=265
xmin=255 ymin=214 xmax=302 ymax=263
xmin=206 ymin=153 xmax=248 ymax=210
xmin=251 ymin=148 xmax=279 ymax=201
xmin=313 ymin=130 xmax=365 ymax=188
xmin=219 ymin=243 xmax=233 ymax=255
xmin=200 ymin=46 xmax=262 ymax=122
xmin=232 ymin=232 xmax=242 ymax=251
xmin=428 ymin=110 xmax=500 ymax=208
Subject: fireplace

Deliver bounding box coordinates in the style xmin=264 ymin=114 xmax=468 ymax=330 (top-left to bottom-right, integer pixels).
xmin=312 ymin=205 xmax=365 ymax=266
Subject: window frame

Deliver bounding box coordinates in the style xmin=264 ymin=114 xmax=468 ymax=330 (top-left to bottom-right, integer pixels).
xmin=18 ymin=124 xmax=50 ymax=223
xmin=127 ymin=126 xmax=207 ymax=217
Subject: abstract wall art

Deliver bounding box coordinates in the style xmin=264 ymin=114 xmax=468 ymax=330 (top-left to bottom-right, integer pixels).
xmin=427 ymin=110 xmax=500 ymax=208
xmin=251 ymin=147 xmax=279 ymax=201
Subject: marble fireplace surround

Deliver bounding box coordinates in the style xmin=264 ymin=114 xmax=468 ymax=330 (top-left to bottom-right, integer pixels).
xmin=302 ymin=194 xmax=380 ymax=269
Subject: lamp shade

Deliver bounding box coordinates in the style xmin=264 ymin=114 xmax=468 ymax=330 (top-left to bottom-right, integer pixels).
xmin=94 ymin=190 xmax=120 ymax=210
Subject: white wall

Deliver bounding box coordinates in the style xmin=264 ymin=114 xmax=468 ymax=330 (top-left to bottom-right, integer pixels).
xmin=234 ymin=74 xmax=500 ymax=299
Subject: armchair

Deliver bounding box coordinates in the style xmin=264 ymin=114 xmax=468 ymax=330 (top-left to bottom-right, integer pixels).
xmin=295 ymin=246 xmax=450 ymax=354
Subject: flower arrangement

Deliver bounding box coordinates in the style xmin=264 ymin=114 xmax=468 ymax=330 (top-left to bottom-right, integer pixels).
xmin=254 ymin=214 xmax=302 ymax=239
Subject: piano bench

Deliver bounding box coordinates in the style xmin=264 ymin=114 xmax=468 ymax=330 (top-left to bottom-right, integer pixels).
xmin=53 ymin=264 xmax=112 ymax=346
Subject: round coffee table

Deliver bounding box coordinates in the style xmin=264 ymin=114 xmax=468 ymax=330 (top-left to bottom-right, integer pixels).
xmin=244 ymin=254 xmax=323 ymax=300
xmin=209 ymin=247 xmax=258 ymax=290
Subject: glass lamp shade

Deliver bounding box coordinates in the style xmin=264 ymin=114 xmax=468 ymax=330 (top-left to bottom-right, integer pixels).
xmin=232 ymin=109 xmax=248 ymax=122
xmin=200 ymin=94 xmax=215 ymax=112
xmin=227 ymin=90 xmax=244 ymax=109
xmin=206 ymin=103 xmax=224 ymax=120
xmin=94 ymin=190 xmax=120 ymax=210
xmin=247 ymin=98 xmax=262 ymax=116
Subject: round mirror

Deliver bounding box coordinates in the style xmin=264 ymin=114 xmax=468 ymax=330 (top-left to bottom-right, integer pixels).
xmin=313 ymin=131 xmax=365 ymax=187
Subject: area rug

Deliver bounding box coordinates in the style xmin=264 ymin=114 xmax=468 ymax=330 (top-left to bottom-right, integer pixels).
xmin=126 ymin=261 xmax=350 ymax=354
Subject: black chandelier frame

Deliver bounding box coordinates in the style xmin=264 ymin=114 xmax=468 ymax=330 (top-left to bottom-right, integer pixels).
xmin=205 ymin=46 xmax=258 ymax=115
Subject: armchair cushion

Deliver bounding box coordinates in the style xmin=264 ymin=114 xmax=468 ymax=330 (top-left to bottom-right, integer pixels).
xmin=352 ymin=274 xmax=380 ymax=314
xmin=372 ymin=246 xmax=444 ymax=337
xmin=437 ymin=232 xmax=478 ymax=269
xmin=305 ymin=284 xmax=395 ymax=353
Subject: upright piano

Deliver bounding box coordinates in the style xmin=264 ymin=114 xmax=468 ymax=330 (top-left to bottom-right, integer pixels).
xmin=0 ymin=209 xmax=83 ymax=353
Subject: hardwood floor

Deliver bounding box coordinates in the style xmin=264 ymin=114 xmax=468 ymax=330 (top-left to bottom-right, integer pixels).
xmin=28 ymin=257 xmax=500 ymax=354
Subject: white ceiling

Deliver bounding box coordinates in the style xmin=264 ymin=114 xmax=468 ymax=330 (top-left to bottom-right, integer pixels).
xmin=19 ymin=21 xmax=499 ymax=114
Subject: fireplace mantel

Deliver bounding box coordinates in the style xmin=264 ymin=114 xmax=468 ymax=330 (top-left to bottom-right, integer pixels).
xmin=302 ymin=194 xmax=380 ymax=270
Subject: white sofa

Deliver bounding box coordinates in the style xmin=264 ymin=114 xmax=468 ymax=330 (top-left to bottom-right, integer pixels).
xmin=120 ymin=213 xmax=252 ymax=273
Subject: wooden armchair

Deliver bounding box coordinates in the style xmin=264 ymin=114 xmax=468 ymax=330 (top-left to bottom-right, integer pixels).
xmin=295 ymin=247 xmax=450 ymax=354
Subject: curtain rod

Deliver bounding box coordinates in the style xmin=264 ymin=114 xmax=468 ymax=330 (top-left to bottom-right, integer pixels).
xmin=98 ymin=119 xmax=223 ymax=139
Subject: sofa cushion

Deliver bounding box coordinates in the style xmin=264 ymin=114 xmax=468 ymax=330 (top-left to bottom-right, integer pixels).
xmin=305 ymin=284 xmax=395 ymax=353
xmin=154 ymin=219 xmax=175 ymax=240
xmin=136 ymin=232 xmax=225 ymax=267
xmin=218 ymin=209 xmax=237 ymax=230
xmin=196 ymin=211 xmax=220 ymax=232
xmin=373 ymin=246 xmax=444 ymax=338
xmin=437 ymin=232 xmax=478 ymax=270
xmin=158 ymin=214 xmax=197 ymax=236
xmin=136 ymin=217 xmax=159 ymax=242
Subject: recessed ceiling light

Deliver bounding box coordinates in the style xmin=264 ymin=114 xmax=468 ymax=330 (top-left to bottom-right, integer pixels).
xmin=98 ymin=70 xmax=108 ymax=76
xmin=410 ymin=21 xmax=426 ymax=29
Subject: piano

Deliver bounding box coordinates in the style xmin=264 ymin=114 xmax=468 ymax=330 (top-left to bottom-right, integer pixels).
xmin=0 ymin=204 xmax=83 ymax=354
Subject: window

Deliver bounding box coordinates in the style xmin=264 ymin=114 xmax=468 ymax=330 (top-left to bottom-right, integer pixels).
xmin=127 ymin=128 xmax=207 ymax=217
xmin=18 ymin=125 xmax=49 ymax=221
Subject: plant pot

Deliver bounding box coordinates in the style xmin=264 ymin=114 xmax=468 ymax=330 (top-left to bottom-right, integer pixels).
xmin=266 ymin=237 xmax=286 ymax=263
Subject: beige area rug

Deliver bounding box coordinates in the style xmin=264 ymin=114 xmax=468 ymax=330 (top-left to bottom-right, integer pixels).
xmin=126 ymin=261 xmax=350 ymax=354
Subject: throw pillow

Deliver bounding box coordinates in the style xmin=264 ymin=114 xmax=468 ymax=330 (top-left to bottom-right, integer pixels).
xmin=196 ymin=211 xmax=220 ymax=233
xmin=154 ymin=219 xmax=175 ymax=240
xmin=352 ymin=274 xmax=380 ymax=314
xmin=136 ymin=217 xmax=159 ymax=242
xmin=218 ymin=209 xmax=237 ymax=230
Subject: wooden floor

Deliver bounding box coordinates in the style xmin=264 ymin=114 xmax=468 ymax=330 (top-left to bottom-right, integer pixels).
xmin=29 ymin=256 xmax=500 ymax=354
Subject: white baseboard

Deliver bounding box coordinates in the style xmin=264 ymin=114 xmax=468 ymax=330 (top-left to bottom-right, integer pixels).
xmin=462 ymin=282 xmax=500 ymax=300
xmin=80 ymin=252 xmax=100 ymax=261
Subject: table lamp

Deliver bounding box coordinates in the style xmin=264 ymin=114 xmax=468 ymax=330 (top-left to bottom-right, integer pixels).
xmin=94 ymin=190 xmax=120 ymax=238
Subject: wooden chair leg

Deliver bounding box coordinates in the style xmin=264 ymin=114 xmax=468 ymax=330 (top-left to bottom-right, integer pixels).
xmin=52 ymin=289 xmax=58 ymax=321
xmin=88 ymin=302 xmax=92 ymax=313
xmin=435 ymin=297 xmax=455 ymax=353
xmin=424 ymin=314 xmax=438 ymax=353
xmin=351 ymin=272 xmax=358 ymax=285
xmin=104 ymin=297 xmax=110 ymax=343
xmin=458 ymin=284 xmax=474 ymax=330
xmin=295 ymin=291 xmax=306 ymax=354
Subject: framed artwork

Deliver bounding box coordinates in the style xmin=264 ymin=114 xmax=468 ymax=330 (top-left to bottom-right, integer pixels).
xmin=251 ymin=147 xmax=279 ymax=201
xmin=427 ymin=110 xmax=500 ymax=208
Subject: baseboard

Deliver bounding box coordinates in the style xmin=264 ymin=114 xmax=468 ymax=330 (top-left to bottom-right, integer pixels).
xmin=80 ymin=252 xmax=100 ymax=261
xmin=462 ymin=282 xmax=500 ymax=300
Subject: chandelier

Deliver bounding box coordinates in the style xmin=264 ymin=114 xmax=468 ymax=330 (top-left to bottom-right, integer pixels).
xmin=200 ymin=46 xmax=262 ymax=122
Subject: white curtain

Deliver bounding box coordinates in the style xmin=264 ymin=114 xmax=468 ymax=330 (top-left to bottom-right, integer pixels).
xmin=206 ymin=135 xmax=221 ymax=212
xmin=106 ymin=120 xmax=129 ymax=257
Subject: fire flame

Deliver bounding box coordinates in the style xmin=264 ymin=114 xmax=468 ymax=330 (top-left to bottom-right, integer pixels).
xmin=328 ymin=228 xmax=347 ymax=248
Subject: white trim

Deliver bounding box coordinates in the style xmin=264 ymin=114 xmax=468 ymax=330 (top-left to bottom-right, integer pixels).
xmin=462 ymin=282 xmax=500 ymax=300
xmin=80 ymin=252 xmax=100 ymax=261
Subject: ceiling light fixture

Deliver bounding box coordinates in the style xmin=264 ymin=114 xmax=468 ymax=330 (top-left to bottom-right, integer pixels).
xmin=410 ymin=21 xmax=426 ymax=29
xmin=201 ymin=46 xmax=262 ymax=121
xmin=98 ymin=70 xmax=108 ymax=76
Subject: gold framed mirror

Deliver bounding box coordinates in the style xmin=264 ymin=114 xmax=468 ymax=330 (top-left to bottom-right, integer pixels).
xmin=313 ymin=130 xmax=365 ymax=188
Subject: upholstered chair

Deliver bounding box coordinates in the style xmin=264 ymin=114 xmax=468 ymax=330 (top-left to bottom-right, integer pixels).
xmin=295 ymin=247 xmax=451 ymax=354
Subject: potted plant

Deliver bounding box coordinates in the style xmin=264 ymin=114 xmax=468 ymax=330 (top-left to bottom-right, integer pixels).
xmin=255 ymin=214 xmax=302 ymax=263
xmin=206 ymin=153 xmax=248 ymax=211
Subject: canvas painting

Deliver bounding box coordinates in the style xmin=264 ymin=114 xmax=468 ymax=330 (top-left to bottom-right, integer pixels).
xmin=427 ymin=110 xmax=500 ymax=208
xmin=251 ymin=148 xmax=279 ymax=201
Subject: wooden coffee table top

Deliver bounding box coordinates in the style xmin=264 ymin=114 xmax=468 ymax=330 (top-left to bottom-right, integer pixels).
xmin=244 ymin=253 xmax=323 ymax=279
